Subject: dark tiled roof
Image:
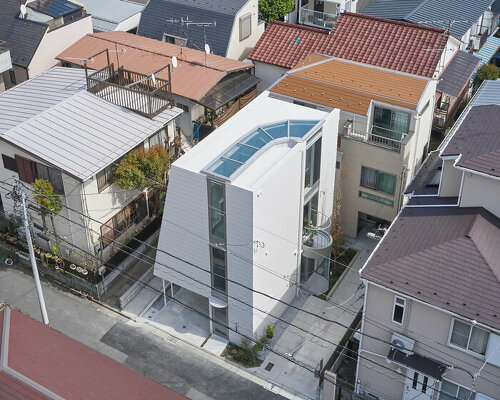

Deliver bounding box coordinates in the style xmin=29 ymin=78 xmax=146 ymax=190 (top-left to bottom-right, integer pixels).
xmin=361 ymin=206 xmax=500 ymax=330
xmin=137 ymin=0 xmax=244 ymax=56
xmin=248 ymin=13 xmax=448 ymax=77
xmin=362 ymin=0 xmax=494 ymax=39
xmin=26 ymin=0 xmax=82 ymax=18
xmin=441 ymin=105 xmax=500 ymax=178
xmin=437 ymin=51 xmax=480 ymax=98
xmin=0 ymin=0 xmax=47 ymax=68
xmin=247 ymin=21 xmax=332 ymax=69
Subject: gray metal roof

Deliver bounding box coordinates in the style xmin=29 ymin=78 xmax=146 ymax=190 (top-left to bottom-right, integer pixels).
xmin=137 ymin=0 xmax=247 ymax=56
xmin=437 ymin=51 xmax=480 ymax=98
xmin=26 ymin=0 xmax=82 ymax=18
xmin=82 ymin=0 xmax=144 ymax=32
xmin=361 ymin=0 xmax=494 ymax=39
xmin=0 ymin=0 xmax=48 ymax=68
xmin=441 ymin=105 xmax=500 ymax=178
xmin=361 ymin=206 xmax=500 ymax=331
xmin=0 ymin=67 xmax=181 ymax=181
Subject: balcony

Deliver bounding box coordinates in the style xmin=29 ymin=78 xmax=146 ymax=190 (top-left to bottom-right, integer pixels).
xmin=299 ymin=1 xmax=340 ymax=29
xmin=343 ymin=119 xmax=411 ymax=153
xmin=302 ymin=212 xmax=332 ymax=259
xmin=86 ymin=64 xmax=174 ymax=119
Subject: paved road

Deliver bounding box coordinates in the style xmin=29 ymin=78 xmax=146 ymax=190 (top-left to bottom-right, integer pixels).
xmin=0 ymin=265 xmax=285 ymax=400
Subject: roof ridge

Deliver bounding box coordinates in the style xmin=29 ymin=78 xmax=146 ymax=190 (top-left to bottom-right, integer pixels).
xmin=341 ymin=10 xmax=446 ymax=34
xmin=269 ymin=20 xmax=331 ymax=35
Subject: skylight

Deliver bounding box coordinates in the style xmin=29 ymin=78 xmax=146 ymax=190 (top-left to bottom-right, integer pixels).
xmin=206 ymin=120 xmax=320 ymax=178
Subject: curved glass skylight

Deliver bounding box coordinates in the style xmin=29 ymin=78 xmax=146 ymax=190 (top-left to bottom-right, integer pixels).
xmin=206 ymin=120 xmax=320 ymax=178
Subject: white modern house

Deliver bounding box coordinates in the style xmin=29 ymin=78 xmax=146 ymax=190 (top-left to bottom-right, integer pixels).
xmin=154 ymin=92 xmax=339 ymax=341
xmin=0 ymin=67 xmax=181 ymax=266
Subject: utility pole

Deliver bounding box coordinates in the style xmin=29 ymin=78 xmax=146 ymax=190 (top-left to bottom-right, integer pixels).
xmin=13 ymin=181 xmax=49 ymax=325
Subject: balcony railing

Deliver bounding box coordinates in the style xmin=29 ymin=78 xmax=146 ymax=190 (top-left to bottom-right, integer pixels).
xmin=86 ymin=64 xmax=174 ymax=119
xmin=300 ymin=5 xmax=339 ymax=29
xmin=343 ymin=119 xmax=410 ymax=153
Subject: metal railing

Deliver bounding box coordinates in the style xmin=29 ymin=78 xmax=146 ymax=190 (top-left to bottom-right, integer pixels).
xmin=343 ymin=119 xmax=409 ymax=153
xmin=86 ymin=65 xmax=174 ymax=119
xmin=300 ymin=5 xmax=338 ymax=29
xmin=302 ymin=210 xmax=332 ymax=250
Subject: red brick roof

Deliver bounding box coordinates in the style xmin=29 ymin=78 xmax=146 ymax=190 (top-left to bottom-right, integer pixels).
xmin=249 ymin=13 xmax=449 ymax=77
xmin=0 ymin=307 xmax=187 ymax=400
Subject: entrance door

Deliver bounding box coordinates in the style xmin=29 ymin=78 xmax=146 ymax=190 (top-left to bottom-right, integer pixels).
xmin=211 ymin=306 xmax=228 ymax=338
xmin=403 ymin=370 xmax=436 ymax=400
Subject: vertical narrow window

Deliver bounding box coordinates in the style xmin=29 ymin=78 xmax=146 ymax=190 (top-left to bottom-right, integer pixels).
xmin=392 ymin=296 xmax=405 ymax=324
xmin=208 ymin=180 xmax=225 ymax=241
xmin=211 ymin=246 xmax=227 ymax=296
xmin=9 ymin=70 xmax=16 ymax=85
xmin=412 ymin=372 xmax=419 ymax=389
xmin=421 ymin=376 xmax=428 ymax=393
xmin=212 ymin=306 xmax=228 ymax=338
xmin=304 ymin=138 xmax=322 ymax=189
xmin=239 ymin=13 xmax=251 ymax=41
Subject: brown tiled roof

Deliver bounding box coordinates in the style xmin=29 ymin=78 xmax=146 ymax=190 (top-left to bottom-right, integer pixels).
xmin=57 ymin=32 xmax=252 ymax=102
xmin=248 ymin=13 xmax=448 ymax=77
xmin=361 ymin=207 xmax=500 ymax=330
xmin=270 ymin=57 xmax=429 ymax=115
xmin=441 ymin=105 xmax=500 ymax=178
xmin=0 ymin=307 xmax=187 ymax=400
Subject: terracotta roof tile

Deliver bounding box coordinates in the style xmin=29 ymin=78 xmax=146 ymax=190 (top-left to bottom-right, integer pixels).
xmin=249 ymin=13 xmax=448 ymax=77
xmin=271 ymin=57 xmax=429 ymax=115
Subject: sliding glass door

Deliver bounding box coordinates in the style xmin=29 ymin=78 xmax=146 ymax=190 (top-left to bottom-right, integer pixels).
xmin=373 ymin=106 xmax=410 ymax=141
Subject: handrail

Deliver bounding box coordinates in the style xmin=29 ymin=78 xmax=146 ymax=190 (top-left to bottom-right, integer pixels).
xmin=343 ymin=120 xmax=409 ymax=152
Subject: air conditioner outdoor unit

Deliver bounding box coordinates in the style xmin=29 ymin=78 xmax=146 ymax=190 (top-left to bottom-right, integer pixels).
xmin=391 ymin=332 xmax=415 ymax=355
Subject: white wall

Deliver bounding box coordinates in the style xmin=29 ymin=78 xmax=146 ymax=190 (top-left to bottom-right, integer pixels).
xmin=115 ymin=12 xmax=142 ymax=32
xmin=460 ymin=172 xmax=500 ymax=217
xmin=28 ymin=15 xmax=93 ymax=78
xmin=172 ymin=94 xmax=204 ymax=139
xmin=226 ymin=0 xmax=265 ymax=60
xmin=439 ymin=159 xmax=462 ymax=197
xmin=254 ymin=62 xmax=288 ymax=93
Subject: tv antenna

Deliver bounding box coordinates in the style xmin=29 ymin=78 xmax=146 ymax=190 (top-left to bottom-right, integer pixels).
xmin=166 ymin=16 xmax=216 ymax=62
xmin=20 ymin=4 xmax=27 ymax=18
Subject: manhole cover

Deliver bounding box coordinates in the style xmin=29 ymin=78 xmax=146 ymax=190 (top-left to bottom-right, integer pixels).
xmin=265 ymin=362 xmax=274 ymax=371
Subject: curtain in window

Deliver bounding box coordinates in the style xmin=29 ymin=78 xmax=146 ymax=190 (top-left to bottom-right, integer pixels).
xmin=450 ymin=320 xmax=471 ymax=348
xmin=361 ymin=167 xmax=377 ymax=189
xmin=468 ymin=327 xmax=489 ymax=355
xmin=377 ymin=172 xmax=395 ymax=194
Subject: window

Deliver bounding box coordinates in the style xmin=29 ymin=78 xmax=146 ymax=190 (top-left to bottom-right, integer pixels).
xmin=450 ymin=319 xmax=489 ymax=356
xmin=2 ymin=155 xmax=18 ymax=172
xmin=360 ymin=166 xmax=395 ymax=195
xmin=439 ymin=380 xmax=475 ymax=400
xmin=373 ymin=106 xmax=410 ymax=141
xmin=239 ymin=13 xmax=251 ymax=41
xmin=211 ymin=246 xmax=227 ymax=297
xmin=162 ymin=34 xmax=187 ymax=46
xmin=392 ymin=296 xmax=405 ymax=324
xmin=15 ymin=155 xmax=64 ymax=194
xmin=175 ymin=102 xmax=189 ymax=113
xmin=303 ymin=192 xmax=319 ymax=228
xmin=9 ymin=70 xmax=16 ymax=85
xmin=208 ymin=180 xmax=225 ymax=241
xmin=212 ymin=306 xmax=228 ymax=338
xmin=100 ymin=195 xmax=147 ymax=248
xmin=359 ymin=191 xmax=394 ymax=206
xmin=97 ymin=165 xmax=113 ymax=192
xmin=304 ymin=138 xmax=322 ymax=189
xmin=336 ymin=161 xmax=340 ymax=169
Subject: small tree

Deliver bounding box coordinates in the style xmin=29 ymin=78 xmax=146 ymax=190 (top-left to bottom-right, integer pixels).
xmin=113 ymin=145 xmax=170 ymax=216
xmin=330 ymin=169 xmax=345 ymax=257
xmin=259 ymin=0 xmax=295 ymax=23
xmin=475 ymin=64 xmax=499 ymax=87
xmin=32 ymin=179 xmax=61 ymax=241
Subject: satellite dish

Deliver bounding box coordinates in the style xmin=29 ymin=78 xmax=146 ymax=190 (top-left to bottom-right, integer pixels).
xmin=151 ymin=74 xmax=156 ymax=85
xmin=172 ymin=56 xmax=178 ymax=68
xmin=204 ymin=43 xmax=210 ymax=55
xmin=20 ymin=4 xmax=27 ymax=18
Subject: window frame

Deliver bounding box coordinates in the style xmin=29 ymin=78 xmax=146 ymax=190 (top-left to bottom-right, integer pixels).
xmin=359 ymin=191 xmax=394 ymax=207
xmin=392 ymin=296 xmax=406 ymax=325
xmin=448 ymin=318 xmax=489 ymax=357
xmin=96 ymin=165 xmax=113 ymax=193
xmin=2 ymin=154 xmax=18 ymax=172
xmin=360 ymin=166 xmax=396 ymax=195
xmin=210 ymin=245 xmax=227 ymax=299
xmin=162 ymin=33 xmax=187 ymax=46
xmin=438 ymin=379 xmax=475 ymax=400
xmin=239 ymin=13 xmax=252 ymax=41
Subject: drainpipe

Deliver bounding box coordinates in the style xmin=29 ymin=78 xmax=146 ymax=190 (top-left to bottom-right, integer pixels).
xmin=296 ymin=144 xmax=306 ymax=298
xmin=80 ymin=182 xmax=94 ymax=255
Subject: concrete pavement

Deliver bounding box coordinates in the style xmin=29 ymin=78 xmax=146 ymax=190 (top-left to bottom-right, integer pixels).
xmin=0 ymin=265 xmax=286 ymax=400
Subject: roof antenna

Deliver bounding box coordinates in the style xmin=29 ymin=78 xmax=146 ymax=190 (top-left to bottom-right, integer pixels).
xmin=19 ymin=3 xmax=27 ymax=18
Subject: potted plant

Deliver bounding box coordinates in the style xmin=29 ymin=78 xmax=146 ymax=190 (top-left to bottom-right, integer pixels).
xmin=266 ymin=323 xmax=275 ymax=340
xmin=70 ymin=263 xmax=77 ymax=270
xmin=253 ymin=337 xmax=268 ymax=360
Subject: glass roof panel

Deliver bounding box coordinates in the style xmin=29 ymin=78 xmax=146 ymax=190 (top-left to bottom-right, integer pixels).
xmin=208 ymin=158 xmax=241 ymax=177
xmin=289 ymin=121 xmax=318 ymax=138
xmin=223 ymin=143 xmax=258 ymax=163
xmin=240 ymin=128 xmax=272 ymax=148
xmin=261 ymin=122 xmax=288 ymax=139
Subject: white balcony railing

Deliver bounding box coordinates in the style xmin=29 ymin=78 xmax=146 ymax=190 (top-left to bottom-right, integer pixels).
xmin=299 ymin=5 xmax=339 ymax=29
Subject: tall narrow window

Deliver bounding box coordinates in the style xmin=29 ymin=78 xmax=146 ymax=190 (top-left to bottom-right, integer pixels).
xmin=208 ymin=180 xmax=225 ymax=241
xmin=392 ymin=296 xmax=405 ymax=324
xmin=304 ymin=138 xmax=322 ymax=189
xmin=239 ymin=13 xmax=251 ymax=41
xmin=211 ymin=246 xmax=227 ymax=296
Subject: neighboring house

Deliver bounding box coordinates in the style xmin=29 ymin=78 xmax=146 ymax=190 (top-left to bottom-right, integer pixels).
xmin=154 ymin=92 xmax=339 ymax=342
xmin=0 ymin=306 xmax=186 ymax=399
xmin=361 ymin=0 xmax=499 ymax=54
xmin=137 ymin=0 xmax=265 ymax=60
xmin=355 ymin=80 xmax=500 ymax=400
xmin=0 ymin=0 xmax=93 ymax=90
xmin=248 ymin=13 xmax=453 ymax=92
xmin=270 ymin=55 xmax=436 ymax=238
xmin=285 ymin=0 xmax=360 ymax=28
xmin=0 ymin=41 xmax=12 ymax=92
xmin=57 ymin=32 xmax=260 ymax=142
xmin=80 ymin=0 xmax=144 ymax=33
xmin=0 ymin=67 xmax=182 ymax=264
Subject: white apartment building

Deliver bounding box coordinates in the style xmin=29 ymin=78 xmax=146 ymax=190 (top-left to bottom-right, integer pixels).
xmin=154 ymin=92 xmax=339 ymax=341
